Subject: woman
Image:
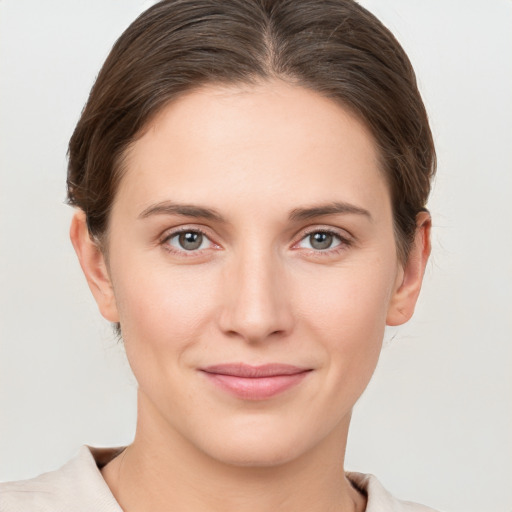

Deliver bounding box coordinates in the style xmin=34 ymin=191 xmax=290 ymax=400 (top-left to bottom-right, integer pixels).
xmin=1 ymin=0 xmax=438 ymax=510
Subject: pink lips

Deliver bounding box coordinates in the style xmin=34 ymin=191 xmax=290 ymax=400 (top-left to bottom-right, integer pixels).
xmin=200 ymin=363 xmax=311 ymax=400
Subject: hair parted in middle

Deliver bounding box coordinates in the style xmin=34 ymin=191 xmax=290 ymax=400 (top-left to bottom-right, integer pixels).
xmin=68 ymin=0 xmax=436 ymax=263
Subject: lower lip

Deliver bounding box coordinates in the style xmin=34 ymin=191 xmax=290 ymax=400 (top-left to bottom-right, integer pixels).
xmin=201 ymin=372 xmax=310 ymax=400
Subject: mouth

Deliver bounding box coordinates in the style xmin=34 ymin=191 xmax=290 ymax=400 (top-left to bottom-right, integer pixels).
xmin=199 ymin=363 xmax=312 ymax=400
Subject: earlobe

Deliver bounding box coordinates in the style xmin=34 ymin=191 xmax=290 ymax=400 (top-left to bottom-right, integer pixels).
xmin=69 ymin=211 xmax=119 ymax=323
xmin=386 ymin=212 xmax=431 ymax=326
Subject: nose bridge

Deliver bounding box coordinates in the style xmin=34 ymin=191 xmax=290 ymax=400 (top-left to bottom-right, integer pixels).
xmin=219 ymin=239 xmax=293 ymax=342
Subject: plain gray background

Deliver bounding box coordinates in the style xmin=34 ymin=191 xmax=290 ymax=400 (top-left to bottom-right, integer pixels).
xmin=1 ymin=1 xmax=511 ymax=511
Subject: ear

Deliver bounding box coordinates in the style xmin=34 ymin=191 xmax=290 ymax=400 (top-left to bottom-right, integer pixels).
xmin=386 ymin=211 xmax=431 ymax=326
xmin=69 ymin=211 xmax=119 ymax=323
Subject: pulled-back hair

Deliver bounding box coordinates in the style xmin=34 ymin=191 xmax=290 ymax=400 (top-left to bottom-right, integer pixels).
xmin=67 ymin=0 xmax=435 ymax=263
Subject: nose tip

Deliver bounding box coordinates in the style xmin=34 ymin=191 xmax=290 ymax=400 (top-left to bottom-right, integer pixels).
xmin=217 ymin=256 xmax=294 ymax=344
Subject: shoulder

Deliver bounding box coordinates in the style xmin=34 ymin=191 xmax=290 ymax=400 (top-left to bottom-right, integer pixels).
xmin=0 ymin=446 xmax=123 ymax=512
xmin=347 ymin=472 xmax=442 ymax=512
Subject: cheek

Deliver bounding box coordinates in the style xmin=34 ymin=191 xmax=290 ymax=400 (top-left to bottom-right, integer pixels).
xmin=295 ymin=256 xmax=397 ymax=378
xmin=300 ymin=259 xmax=394 ymax=327
xmin=110 ymin=256 xmax=218 ymax=368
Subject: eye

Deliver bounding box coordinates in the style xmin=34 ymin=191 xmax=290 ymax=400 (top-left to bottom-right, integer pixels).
xmin=165 ymin=230 xmax=213 ymax=252
xmin=296 ymin=230 xmax=347 ymax=251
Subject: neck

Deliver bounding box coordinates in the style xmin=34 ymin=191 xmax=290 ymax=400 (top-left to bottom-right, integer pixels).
xmin=101 ymin=391 xmax=366 ymax=512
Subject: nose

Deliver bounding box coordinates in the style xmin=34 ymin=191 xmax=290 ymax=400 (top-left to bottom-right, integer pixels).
xmin=217 ymin=247 xmax=294 ymax=344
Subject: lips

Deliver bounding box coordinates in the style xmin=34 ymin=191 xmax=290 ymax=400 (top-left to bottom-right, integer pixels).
xmin=200 ymin=363 xmax=311 ymax=400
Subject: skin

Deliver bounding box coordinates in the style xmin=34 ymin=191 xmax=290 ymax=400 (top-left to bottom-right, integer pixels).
xmin=71 ymin=80 xmax=431 ymax=512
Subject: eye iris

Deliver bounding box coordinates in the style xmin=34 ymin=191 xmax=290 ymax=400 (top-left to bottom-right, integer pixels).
xmin=310 ymin=232 xmax=333 ymax=250
xmin=178 ymin=232 xmax=203 ymax=250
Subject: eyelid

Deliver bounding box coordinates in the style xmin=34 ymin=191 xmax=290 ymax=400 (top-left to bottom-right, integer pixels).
xmin=291 ymin=225 xmax=354 ymax=252
xmin=159 ymin=225 xmax=221 ymax=255
xmin=157 ymin=223 xmax=354 ymax=257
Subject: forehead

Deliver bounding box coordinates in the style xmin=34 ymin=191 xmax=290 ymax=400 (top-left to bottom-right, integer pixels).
xmin=117 ymin=80 xmax=390 ymax=217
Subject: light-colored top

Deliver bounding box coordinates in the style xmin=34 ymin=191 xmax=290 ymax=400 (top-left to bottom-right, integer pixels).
xmin=0 ymin=446 xmax=440 ymax=512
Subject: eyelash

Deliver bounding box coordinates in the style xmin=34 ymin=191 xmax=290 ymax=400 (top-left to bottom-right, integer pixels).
xmin=159 ymin=226 xmax=353 ymax=258
xmin=292 ymin=228 xmax=353 ymax=257
xmin=160 ymin=226 xmax=217 ymax=257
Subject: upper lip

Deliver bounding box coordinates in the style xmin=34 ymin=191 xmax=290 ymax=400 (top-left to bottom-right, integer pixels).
xmin=200 ymin=363 xmax=310 ymax=378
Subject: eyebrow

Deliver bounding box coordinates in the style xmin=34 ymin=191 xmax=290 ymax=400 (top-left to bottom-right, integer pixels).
xmin=288 ymin=202 xmax=372 ymax=222
xmin=138 ymin=201 xmax=226 ymax=222
xmin=138 ymin=200 xmax=372 ymax=223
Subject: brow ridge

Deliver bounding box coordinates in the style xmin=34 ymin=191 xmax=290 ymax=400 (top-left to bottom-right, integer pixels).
xmin=138 ymin=200 xmax=371 ymax=223
xmin=288 ymin=201 xmax=372 ymax=222
xmin=138 ymin=201 xmax=225 ymax=222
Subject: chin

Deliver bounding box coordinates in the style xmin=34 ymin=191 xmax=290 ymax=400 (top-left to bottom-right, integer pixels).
xmin=188 ymin=413 xmax=341 ymax=469
xmin=206 ymin=436 xmax=307 ymax=468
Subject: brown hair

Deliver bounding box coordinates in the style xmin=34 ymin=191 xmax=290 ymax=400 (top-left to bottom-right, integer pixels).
xmin=67 ymin=0 xmax=435 ymax=263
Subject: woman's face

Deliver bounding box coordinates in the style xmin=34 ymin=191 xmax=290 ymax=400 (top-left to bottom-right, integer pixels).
xmin=74 ymin=81 xmax=428 ymax=466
